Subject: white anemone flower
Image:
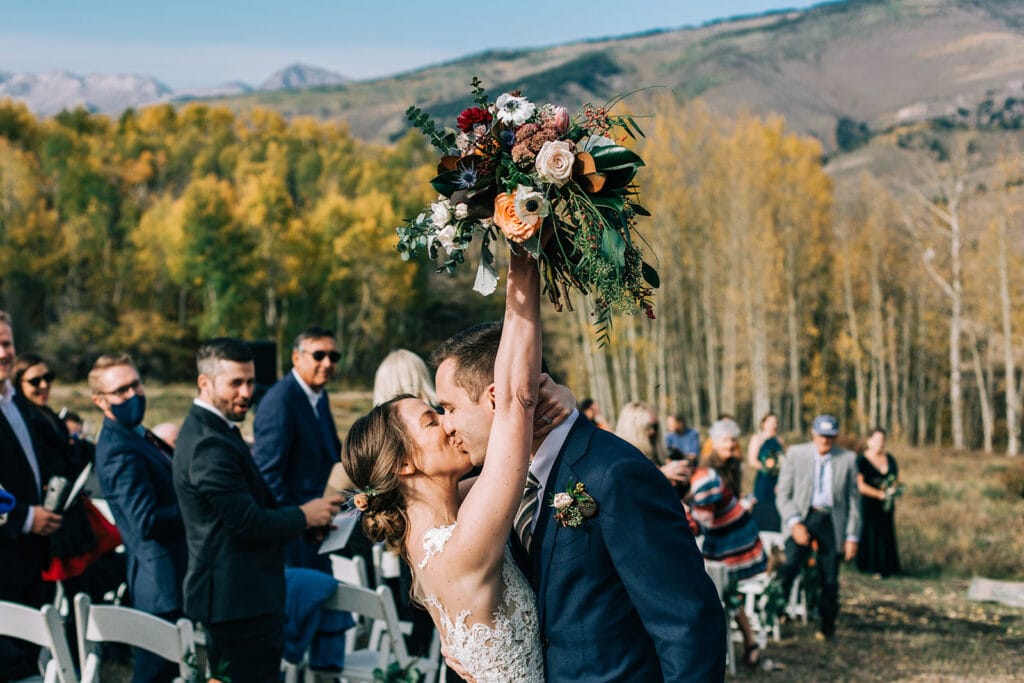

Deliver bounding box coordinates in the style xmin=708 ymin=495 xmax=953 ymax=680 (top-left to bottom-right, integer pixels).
xmin=430 ymin=200 xmax=451 ymax=229
xmin=513 ymin=185 xmax=549 ymax=225
xmin=494 ymin=93 xmax=536 ymax=126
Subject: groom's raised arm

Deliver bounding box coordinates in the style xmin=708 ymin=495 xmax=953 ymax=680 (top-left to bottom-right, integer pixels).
xmin=601 ymin=455 xmax=727 ymax=682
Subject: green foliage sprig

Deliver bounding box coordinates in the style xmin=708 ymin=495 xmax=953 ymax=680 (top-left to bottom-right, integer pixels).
xmin=405 ymin=106 xmax=457 ymax=153
xmin=373 ymin=661 xmax=422 ymax=683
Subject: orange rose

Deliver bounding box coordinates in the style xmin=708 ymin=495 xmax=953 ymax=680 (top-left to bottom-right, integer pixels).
xmin=352 ymin=493 xmax=369 ymax=511
xmin=493 ymin=191 xmax=541 ymax=243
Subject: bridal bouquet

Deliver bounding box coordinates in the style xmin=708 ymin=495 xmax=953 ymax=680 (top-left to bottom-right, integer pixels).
xmin=880 ymin=472 xmax=903 ymax=513
xmin=396 ymin=78 xmax=658 ymax=334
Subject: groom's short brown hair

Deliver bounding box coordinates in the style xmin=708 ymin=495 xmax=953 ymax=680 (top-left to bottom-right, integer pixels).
xmin=431 ymin=321 xmax=501 ymax=402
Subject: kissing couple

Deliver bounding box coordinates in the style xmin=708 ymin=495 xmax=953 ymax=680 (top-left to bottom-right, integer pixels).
xmin=343 ymin=248 xmax=726 ymax=682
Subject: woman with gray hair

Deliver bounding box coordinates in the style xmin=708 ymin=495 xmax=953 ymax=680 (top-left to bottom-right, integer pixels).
xmin=690 ymin=418 xmax=768 ymax=668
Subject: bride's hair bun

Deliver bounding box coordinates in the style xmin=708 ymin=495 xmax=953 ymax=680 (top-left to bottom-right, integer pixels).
xmin=342 ymin=395 xmax=415 ymax=557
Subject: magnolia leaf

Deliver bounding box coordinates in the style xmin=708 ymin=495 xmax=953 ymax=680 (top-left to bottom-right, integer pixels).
xmin=430 ymin=170 xmax=463 ymax=195
xmin=642 ymin=261 xmax=660 ymax=288
xmin=589 ymin=145 xmax=644 ymax=171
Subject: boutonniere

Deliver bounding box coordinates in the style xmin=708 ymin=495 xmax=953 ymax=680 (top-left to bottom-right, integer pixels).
xmin=550 ymin=480 xmax=598 ymax=528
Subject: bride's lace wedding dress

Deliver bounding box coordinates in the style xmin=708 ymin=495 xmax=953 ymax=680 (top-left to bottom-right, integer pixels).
xmin=418 ymin=523 xmax=544 ymax=682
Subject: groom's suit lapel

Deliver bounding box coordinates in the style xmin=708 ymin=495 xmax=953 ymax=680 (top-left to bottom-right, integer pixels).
xmin=533 ymin=417 xmax=594 ymax=628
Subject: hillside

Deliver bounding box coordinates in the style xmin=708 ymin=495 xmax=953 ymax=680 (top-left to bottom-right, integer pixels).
xmin=207 ymin=0 xmax=1024 ymax=151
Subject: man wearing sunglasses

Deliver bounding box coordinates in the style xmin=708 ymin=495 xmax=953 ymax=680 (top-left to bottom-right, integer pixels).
xmin=253 ymin=326 xmax=343 ymax=571
xmin=91 ymin=353 xmax=188 ymax=683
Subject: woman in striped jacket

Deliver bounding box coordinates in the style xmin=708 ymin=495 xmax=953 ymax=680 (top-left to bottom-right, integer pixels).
xmin=690 ymin=418 xmax=767 ymax=668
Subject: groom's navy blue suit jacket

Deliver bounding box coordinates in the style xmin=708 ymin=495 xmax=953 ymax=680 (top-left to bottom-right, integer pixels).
xmin=524 ymin=417 xmax=726 ymax=682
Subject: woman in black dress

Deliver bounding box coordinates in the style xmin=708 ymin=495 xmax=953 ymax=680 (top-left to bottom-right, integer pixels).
xmin=856 ymin=427 xmax=901 ymax=577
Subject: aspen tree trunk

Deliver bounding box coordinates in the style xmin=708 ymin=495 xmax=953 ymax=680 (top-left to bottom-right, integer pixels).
xmin=949 ymin=203 xmax=965 ymax=450
xmin=966 ymin=328 xmax=993 ymax=453
xmin=687 ymin=295 xmax=704 ymax=427
xmin=626 ymin=318 xmax=639 ymax=404
xmin=785 ymin=227 xmax=802 ymax=432
xmin=840 ymin=236 xmax=867 ymax=430
xmin=701 ymin=245 xmax=720 ymax=419
xmin=997 ymin=214 xmax=1020 ymax=455
xmin=869 ymin=243 xmax=888 ymax=427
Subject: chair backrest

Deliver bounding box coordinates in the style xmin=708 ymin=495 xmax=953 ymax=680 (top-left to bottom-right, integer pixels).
xmin=372 ymin=543 xmax=403 ymax=586
xmin=74 ymin=594 xmax=193 ymax=682
xmin=0 ymin=601 xmax=78 ymax=683
xmin=759 ymin=531 xmax=786 ymax=552
xmin=703 ymin=560 xmax=731 ymax=602
xmin=330 ymin=553 xmax=369 ymax=588
xmin=322 ymin=583 xmax=411 ymax=668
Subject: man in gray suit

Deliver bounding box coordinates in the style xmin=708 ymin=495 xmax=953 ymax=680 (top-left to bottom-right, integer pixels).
xmin=775 ymin=414 xmax=861 ymax=641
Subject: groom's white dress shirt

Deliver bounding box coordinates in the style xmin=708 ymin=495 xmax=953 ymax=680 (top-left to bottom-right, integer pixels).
xmin=525 ymin=410 xmax=579 ymax=536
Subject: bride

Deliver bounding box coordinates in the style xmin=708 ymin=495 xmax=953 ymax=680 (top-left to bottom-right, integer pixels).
xmin=342 ymin=246 xmax=543 ymax=681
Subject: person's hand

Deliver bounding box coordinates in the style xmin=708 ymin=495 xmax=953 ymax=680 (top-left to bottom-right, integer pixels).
xmin=658 ymin=460 xmax=692 ymax=484
xmin=532 ymin=374 xmax=574 ymax=440
xmin=844 ymin=540 xmax=858 ymax=562
xmin=790 ymin=522 xmax=810 ymax=546
xmin=300 ymin=495 xmax=343 ymax=528
xmin=31 ymin=506 xmax=62 ymax=536
xmin=442 ymin=644 xmax=476 ymax=682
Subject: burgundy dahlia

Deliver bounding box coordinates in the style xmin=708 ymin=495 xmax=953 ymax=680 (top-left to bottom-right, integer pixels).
xmin=456 ymin=107 xmax=493 ymax=132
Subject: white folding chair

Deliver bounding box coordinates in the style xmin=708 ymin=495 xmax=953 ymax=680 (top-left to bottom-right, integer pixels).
xmin=73 ymin=594 xmax=195 ymax=683
xmin=303 ymin=583 xmax=438 ymax=683
xmin=370 ymin=543 xmax=441 ymax=682
xmin=0 ymin=601 xmax=77 ymax=683
xmin=703 ymin=560 xmax=736 ymax=676
xmin=331 ymin=554 xmax=370 ymax=589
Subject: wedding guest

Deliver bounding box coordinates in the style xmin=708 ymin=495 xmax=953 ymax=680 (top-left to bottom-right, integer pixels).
xmin=665 ymin=412 xmax=700 ymax=460
xmin=372 ymin=349 xmax=437 ymax=407
xmin=91 ymin=353 xmax=186 ymax=683
xmin=856 ymin=427 xmax=901 ymax=578
xmin=0 ymin=312 xmax=60 ymax=679
xmin=174 ymin=338 xmax=342 ymax=683
xmin=747 ymin=412 xmax=786 ymax=531
xmin=579 ymin=397 xmax=612 ymax=431
xmin=150 ymin=422 xmax=180 ymax=448
xmin=617 ymin=401 xmax=693 ymax=489
xmin=253 ymin=327 xmax=342 ymax=572
xmin=776 ymin=414 xmax=861 ymax=641
xmin=690 ymin=418 xmax=767 ymax=668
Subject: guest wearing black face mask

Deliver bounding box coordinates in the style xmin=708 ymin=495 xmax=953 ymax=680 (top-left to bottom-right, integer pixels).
xmin=91 ymin=353 xmax=187 ymax=683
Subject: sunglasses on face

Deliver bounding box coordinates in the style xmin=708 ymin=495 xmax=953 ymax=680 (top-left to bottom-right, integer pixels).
xmin=25 ymin=371 xmax=56 ymax=387
xmin=303 ymin=349 xmax=341 ymax=363
xmin=101 ymin=379 xmax=141 ymax=399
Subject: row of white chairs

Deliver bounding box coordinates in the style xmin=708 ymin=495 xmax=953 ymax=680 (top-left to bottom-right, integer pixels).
xmin=1 ymin=552 xmax=438 ymax=683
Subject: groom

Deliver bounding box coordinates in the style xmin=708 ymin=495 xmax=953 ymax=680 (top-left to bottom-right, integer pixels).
xmin=433 ymin=322 xmax=726 ymax=682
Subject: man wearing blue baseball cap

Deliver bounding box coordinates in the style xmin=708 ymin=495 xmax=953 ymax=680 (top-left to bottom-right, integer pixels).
xmin=775 ymin=414 xmax=861 ymax=641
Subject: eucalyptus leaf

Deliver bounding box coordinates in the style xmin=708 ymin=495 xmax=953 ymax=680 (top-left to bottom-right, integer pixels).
xmin=642 ymin=261 xmax=660 ymax=288
xmin=473 ymin=260 xmax=499 ymax=296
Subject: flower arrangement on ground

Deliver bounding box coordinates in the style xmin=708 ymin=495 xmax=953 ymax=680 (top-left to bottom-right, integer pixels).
xmin=396 ymin=78 xmax=658 ymax=338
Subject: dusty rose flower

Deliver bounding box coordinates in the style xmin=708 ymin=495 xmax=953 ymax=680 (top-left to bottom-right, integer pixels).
xmin=352 ymin=493 xmax=369 ymax=511
xmin=535 ymin=140 xmax=575 ymax=186
xmin=549 ymin=106 xmax=570 ymax=134
xmin=493 ymin=191 xmax=541 ymax=243
xmin=553 ymin=492 xmax=574 ymax=510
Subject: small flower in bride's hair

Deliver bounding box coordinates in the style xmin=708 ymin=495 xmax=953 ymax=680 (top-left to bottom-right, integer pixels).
xmin=352 ymin=493 xmax=369 ymax=511
xmin=553 ymin=492 xmax=573 ymax=510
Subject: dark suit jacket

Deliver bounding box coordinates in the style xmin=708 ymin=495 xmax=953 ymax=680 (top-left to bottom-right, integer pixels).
xmin=0 ymin=393 xmax=53 ymax=590
xmin=252 ymin=372 xmax=340 ymax=507
xmin=95 ymin=417 xmax=187 ymax=614
xmin=174 ymin=404 xmax=306 ymax=625
xmin=529 ymin=418 xmax=726 ymax=682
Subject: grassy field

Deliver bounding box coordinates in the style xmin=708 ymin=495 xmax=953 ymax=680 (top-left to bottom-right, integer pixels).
xmin=53 ymin=383 xmax=1024 ymax=681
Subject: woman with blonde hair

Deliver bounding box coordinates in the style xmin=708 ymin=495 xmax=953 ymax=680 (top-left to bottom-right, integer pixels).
xmin=614 ymin=401 xmax=665 ymax=464
xmin=372 ymin=349 xmax=437 ymax=408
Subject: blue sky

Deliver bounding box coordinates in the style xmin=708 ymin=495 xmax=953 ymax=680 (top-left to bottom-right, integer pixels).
xmin=1 ymin=1 xmax=826 ymax=88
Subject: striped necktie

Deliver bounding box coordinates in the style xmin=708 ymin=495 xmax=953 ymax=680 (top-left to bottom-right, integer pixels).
xmin=514 ymin=472 xmax=541 ymax=552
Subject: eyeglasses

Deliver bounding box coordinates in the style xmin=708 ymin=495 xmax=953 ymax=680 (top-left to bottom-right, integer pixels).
xmin=100 ymin=379 xmax=141 ymax=399
xmin=25 ymin=371 xmax=56 ymax=387
xmin=302 ymin=349 xmax=341 ymax=363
